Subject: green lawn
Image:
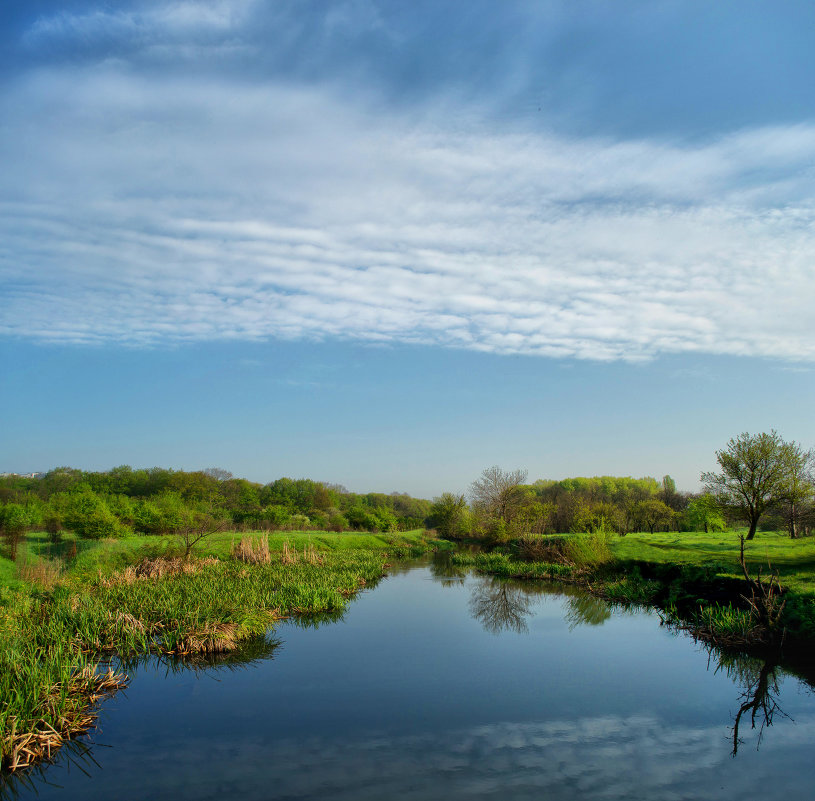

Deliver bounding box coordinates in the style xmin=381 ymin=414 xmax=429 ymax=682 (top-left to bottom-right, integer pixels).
xmin=611 ymin=530 xmax=815 ymax=593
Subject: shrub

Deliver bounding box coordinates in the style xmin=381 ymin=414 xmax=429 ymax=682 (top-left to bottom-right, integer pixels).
xmin=63 ymin=491 xmax=130 ymax=539
xmin=564 ymin=529 xmax=614 ymax=567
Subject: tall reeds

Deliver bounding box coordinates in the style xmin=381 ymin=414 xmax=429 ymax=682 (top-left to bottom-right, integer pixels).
xmin=232 ymin=534 xmax=271 ymax=565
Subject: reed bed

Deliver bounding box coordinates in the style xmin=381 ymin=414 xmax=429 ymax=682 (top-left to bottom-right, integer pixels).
xmin=1 ymin=548 xmax=391 ymax=773
xmin=451 ymin=551 xmax=575 ymax=580
xmin=232 ymin=534 xmax=271 ymax=565
xmin=17 ymin=557 xmax=64 ymax=590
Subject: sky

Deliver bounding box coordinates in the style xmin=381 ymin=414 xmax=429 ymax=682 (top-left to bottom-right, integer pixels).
xmin=1 ymin=0 xmax=814 ymax=497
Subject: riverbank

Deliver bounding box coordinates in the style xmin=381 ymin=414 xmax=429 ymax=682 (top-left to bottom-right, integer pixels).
xmin=0 ymin=530 xmax=443 ymax=773
xmin=450 ymin=530 xmax=815 ymax=650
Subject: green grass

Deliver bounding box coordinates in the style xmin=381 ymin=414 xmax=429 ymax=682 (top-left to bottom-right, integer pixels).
xmin=451 ymin=551 xmax=575 ymax=580
xmin=610 ymin=530 xmax=815 ymax=593
xmin=15 ymin=529 xmax=440 ymax=575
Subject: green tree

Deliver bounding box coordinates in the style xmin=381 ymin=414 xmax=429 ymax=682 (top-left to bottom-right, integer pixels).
xmin=779 ymin=443 xmax=814 ymax=538
xmin=63 ymin=490 xmax=129 ymax=539
xmin=702 ymin=431 xmax=803 ymax=540
xmin=428 ymin=493 xmax=469 ymax=538
xmin=0 ymin=503 xmax=30 ymax=560
xmin=685 ymin=494 xmax=726 ymax=533
xmin=634 ymin=499 xmax=675 ymax=534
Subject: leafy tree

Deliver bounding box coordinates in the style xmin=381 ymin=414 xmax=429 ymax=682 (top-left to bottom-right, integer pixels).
xmin=702 ymin=431 xmax=805 ymax=540
xmin=685 ymin=494 xmax=726 ymax=533
xmin=779 ymin=443 xmax=814 ymax=538
xmin=634 ymin=499 xmax=676 ymax=534
xmin=63 ymin=490 xmax=129 ymax=539
xmin=0 ymin=503 xmax=30 ymax=559
xmin=428 ymin=493 xmax=469 ymax=538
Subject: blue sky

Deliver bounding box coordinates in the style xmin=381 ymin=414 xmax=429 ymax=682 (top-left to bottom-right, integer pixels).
xmin=1 ymin=1 xmax=814 ymax=496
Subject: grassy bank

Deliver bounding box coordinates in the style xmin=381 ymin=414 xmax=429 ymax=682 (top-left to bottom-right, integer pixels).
xmin=0 ymin=530 xmax=441 ymax=773
xmin=453 ymin=530 xmax=815 ymax=648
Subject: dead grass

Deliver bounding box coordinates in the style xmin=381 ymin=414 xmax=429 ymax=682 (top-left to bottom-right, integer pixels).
xmin=3 ymin=667 xmax=127 ymax=773
xmin=101 ymin=555 xmax=220 ymax=586
xmin=516 ymin=534 xmax=571 ymax=564
xmin=18 ymin=558 xmax=63 ymax=590
xmin=175 ymin=622 xmax=241 ymax=656
xmin=232 ymin=534 xmax=271 ymax=565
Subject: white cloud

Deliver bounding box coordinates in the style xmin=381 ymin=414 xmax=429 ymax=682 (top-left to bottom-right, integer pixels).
xmin=1 ymin=68 xmax=814 ymax=360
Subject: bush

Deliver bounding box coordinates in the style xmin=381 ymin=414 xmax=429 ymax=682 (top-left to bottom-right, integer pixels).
xmin=564 ymin=529 xmax=614 ymax=567
xmin=515 ymin=534 xmax=570 ymax=563
xmin=328 ymin=513 xmax=350 ymax=532
xmin=63 ymin=490 xmax=130 ymax=539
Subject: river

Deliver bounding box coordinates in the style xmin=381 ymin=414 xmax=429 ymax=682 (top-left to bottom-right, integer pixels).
xmin=7 ymin=557 xmax=815 ymax=800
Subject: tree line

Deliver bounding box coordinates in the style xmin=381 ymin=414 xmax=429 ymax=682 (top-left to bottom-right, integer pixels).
xmin=0 ymin=466 xmax=432 ymax=551
xmin=1 ymin=431 xmax=811 ymax=553
xmin=429 ymin=432 xmax=813 ymax=543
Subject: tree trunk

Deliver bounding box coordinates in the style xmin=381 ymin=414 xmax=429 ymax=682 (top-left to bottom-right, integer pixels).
xmin=746 ymin=518 xmax=758 ymax=540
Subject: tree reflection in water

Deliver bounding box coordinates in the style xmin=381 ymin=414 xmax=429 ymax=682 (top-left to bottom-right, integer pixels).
xmin=710 ymin=648 xmax=790 ymax=756
xmin=564 ymin=593 xmax=612 ymax=629
xmin=430 ymin=552 xmax=467 ymax=586
xmin=468 ymin=578 xmax=536 ymax=635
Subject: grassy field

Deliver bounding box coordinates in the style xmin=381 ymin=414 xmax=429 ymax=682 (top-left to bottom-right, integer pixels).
xmin=0 ymin=528 xmax=442 ymax=773
xmin=610 ymin=530 xmax=815 ymax=593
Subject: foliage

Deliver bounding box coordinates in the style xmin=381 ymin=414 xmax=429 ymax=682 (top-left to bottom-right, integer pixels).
xmin=702 ymin=431 xmax=811 ymax=540
xmin=428 ymin=493 xmax=469 ymax=539
xmin=62 ymin=490 xmax=130 ymax=540
xmin=684 ymin=494 xmax=726 ymax=533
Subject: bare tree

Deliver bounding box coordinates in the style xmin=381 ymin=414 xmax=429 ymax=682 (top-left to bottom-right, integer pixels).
xmin=469 ymin=578 xmax=534 ymax=635
xmin=469 ymin=466 xmax=528 ymax=524
xmin=203 ymin=467 xmax=233 ymax=482
xmin=178 ymin=515 xmax=228 ymax=558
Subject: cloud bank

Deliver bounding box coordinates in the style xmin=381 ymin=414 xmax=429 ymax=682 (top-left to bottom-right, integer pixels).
xmin=2 ymin=3 xmax=814 ymax=361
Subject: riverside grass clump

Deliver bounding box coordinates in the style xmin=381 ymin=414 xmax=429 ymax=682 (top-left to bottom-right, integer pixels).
xmin=1 ymin=546 xmax=396 ymax=773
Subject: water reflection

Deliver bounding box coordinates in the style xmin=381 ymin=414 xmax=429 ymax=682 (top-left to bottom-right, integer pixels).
xmin=468 ymin=578 xmax=536 ymax=634
xmin=706 ymin=648 xmax=790 ymax=756
xmin=429 ymin=552 xmax=467 ymax=586
xmin=6 ymin=563 xmax=815 ymax=801
xmin=564 ymin=593 xmax=612 ymax=629
xmin=466 ymin=573 xmax=803 ymax=759
xmin=1 ymin=739 xmax=101 ymax=801
xmin=0 ymin=634 xmax=283 ymax=800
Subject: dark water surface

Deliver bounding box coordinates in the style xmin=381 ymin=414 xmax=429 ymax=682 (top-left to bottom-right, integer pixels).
xmin=8 ymin=560 xmax=815 ymax=800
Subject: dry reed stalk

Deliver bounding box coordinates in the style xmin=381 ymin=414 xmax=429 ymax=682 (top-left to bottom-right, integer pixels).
xmin=2 ymin=667 xmax=127 ymax=773
xmin=303 ymin=542 xmax=324 ymax=565
xmin=101 ymin=556 xmax=220 ymax=586
xmin=18 ymin=558 xmax=63 ymax=590
xmin=232 ymin=534 xmax=271 ymax=565
xmin=281 ymin=541 xmax=297 ymax=565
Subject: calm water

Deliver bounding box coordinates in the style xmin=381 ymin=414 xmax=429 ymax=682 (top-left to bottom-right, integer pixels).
xmin=7 ymin=559 xmax=815 ymax=800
